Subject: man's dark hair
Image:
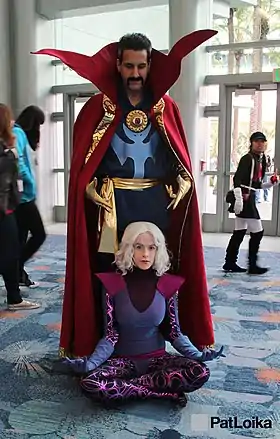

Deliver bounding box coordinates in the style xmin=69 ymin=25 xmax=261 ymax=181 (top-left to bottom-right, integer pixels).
xmin=118 ymin=33 xmax=152 ymax=63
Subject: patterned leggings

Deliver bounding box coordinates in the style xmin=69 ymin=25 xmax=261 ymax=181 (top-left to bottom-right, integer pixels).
xmin=80 ymin=353 xmax=209 ymax=404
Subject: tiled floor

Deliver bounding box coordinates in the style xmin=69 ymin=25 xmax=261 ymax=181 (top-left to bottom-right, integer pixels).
xmin=0 ymin=229 xmax=280 ymax=438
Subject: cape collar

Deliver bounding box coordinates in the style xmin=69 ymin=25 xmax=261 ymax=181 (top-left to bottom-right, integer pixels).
xmin=34 ymin=30 xmax=217 ymax=106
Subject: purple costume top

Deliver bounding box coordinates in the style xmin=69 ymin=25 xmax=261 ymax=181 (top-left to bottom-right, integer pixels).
xmin=85 ymin=269 xmax=205 ymax=373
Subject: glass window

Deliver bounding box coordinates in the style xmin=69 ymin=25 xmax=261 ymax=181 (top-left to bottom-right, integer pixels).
xmin=206 ymin=85 xmax=219 ymax=106
xmin=211 ymin=3 xmax=280 ymax=74
xmin=213 ymin=4 xmax=280 ymax=44
xmin=230 ymin=89 xmax=276 ymax=172
xmin=75 ymin=98 xmax=90 ymax=121
xmin=54 ymin=172 xmax=65 ymax=206
xmin=210 ymin=47 xmax=280 ymax=75
xmin=206 ymin=117 xmax=219 ymax=171
xmin=205 ymin=175 xmax=217 ymax=214
xmin=203 ymin=117 xmax=219 ymax=215
xmin=227 ymin=89 xmax=276 ymax=221
xmin=55 ymin=94 xmax=63 ymax=112
xmin=53 ymin=121 xmax=64 ymax=169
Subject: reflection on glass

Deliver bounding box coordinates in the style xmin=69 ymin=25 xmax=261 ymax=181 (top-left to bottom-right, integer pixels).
xmin=205 ymin=175 xmax=217 ymax=214
xmin=53 ymin=121 xmax=64 ymax=169
xmin=54 ymin=172 xmax=65 ymax=206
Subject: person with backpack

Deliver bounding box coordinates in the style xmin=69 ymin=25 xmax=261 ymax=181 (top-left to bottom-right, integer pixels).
xmin=0 ymin=103 xmax=40 ymax=310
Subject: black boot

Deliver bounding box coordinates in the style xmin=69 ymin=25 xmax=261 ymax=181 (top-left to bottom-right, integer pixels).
xmin=223 ymin=229 xmax=247 ymax=272
xmin=248 ymin=230 xmax=268 ymax=275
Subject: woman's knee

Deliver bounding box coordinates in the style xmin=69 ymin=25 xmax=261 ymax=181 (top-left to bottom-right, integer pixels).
xmin=80 ymin=376 xmax=101 ymax=394
xmin=33 ymin=227 xmax=46 ymax=247
xmin=193 ymin=363 xmax=210 ymax=388
xmin=38 ymin=226 xmax=46 ymax=245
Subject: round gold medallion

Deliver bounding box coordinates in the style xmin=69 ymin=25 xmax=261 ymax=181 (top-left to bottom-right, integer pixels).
xmin=125 ymin=110 xmax=148 ymax=133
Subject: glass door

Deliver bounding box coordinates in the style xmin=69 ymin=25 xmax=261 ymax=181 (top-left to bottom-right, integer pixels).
xmin=223 ymin=85 xmax=280 ymax=236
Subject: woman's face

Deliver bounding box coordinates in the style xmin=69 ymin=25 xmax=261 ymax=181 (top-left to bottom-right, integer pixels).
xmin=133 ymin=232 xmax=157 ymax=270
xmin=252 ymin=139 xmax=266 ymax=154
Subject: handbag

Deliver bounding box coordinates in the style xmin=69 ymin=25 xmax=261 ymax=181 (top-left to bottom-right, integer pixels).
xmin=225 ymin=155 xmax=255 ymax=212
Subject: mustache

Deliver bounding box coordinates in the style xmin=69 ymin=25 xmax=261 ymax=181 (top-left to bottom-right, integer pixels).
xmin=127 ymin=77 xmax=143 ymax=85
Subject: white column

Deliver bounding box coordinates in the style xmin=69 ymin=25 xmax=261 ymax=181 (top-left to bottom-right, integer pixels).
xmin=169 ymin=0 xmax=213 ymax=213
xmin=0 ymin=0 xmax=11 ymax=105
xmin=10 ymin=0 xmax=56 ymax=224
xmin=35 ymin=17 xmax=57 ymax=225
xmin=10 ymin=0 xmax=37 ymax=115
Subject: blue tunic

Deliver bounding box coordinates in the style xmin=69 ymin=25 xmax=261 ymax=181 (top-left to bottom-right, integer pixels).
xmin=95 ymin=88 xmax=177 ymax=233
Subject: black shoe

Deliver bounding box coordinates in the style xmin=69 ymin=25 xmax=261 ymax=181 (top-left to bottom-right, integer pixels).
xmin=19 ymin=271 xmax=39 ymax=288
xmin=223 ymin=263 xmax=247 ymax=273
xmin=248 ymin=266 xmax=269 ymax=275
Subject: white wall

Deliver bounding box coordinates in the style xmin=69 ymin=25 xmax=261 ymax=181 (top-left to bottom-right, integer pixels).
xmin=52 ymin=4 xmax=169 ymax=85
xmin=54 ymin=5 xmax=168 ymax=52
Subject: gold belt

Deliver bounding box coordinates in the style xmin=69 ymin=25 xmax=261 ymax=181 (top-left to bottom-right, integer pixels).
xmin=112 ymin=177 xmax=159 ymax=190
xmin=91 ymin=177 xmax=160 ymax=253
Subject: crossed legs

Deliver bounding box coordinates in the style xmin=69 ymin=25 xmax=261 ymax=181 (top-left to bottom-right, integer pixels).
xmin=80 ymin=354 xmax=210 ymax=405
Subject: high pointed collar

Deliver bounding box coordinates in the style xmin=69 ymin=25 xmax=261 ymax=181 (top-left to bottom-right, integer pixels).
xmin=33 ymin=29 xmax=217 ymax=106
xmin=125 ymin=267 xmax=157 ymax=278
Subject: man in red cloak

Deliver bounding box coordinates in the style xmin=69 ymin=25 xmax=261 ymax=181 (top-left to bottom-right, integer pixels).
xmin=35 ymin=30 xmax=217 ymax=358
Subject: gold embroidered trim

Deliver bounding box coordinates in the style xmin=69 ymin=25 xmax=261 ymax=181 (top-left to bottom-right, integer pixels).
xmin=153 ymin=98 xmax=194 ymax=269
xmin=85 ymin=95 xmax=116 ymax=164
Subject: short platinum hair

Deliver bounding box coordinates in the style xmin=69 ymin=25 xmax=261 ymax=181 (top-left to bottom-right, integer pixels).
xmin=115 ymin=222 xmax=171 ymax=276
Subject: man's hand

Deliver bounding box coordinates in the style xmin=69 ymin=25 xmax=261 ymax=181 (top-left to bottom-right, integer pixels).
xmin=166 ymin=175 xmax=192 ymax=210
xmin=86 ymin=178 xmax=112 ymax=212
xmin=200 ymin=346 xmax=225 ymax=362
xmin=62 ymin=356 xmax=96 ymax=374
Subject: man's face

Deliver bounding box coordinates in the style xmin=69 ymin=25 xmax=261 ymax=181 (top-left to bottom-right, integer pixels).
xmin=117 ymin=49 xmax=150 ymax=92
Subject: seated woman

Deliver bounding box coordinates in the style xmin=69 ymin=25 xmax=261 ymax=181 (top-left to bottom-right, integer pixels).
xmin=65 ymin=222 xmax=224 ymax=406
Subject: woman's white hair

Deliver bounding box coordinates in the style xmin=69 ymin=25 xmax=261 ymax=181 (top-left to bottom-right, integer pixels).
xmin=115 ymin=221 xmax=171 ymax=276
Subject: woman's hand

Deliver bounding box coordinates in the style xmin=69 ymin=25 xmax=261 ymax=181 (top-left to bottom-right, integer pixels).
xmin=200 ymin=346 xmax=225 ymax=362
xmin=62 ymin=356 xmax=96 ymax=374
xmin=270 ymin=171 xmax=279 ymax=185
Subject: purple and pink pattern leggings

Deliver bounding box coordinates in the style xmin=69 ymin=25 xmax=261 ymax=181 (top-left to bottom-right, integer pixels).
xmin=80 ymin=353 xmax=209 ymax=404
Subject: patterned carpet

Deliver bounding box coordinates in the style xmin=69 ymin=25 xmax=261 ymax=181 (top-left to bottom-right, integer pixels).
xmin=0 ymin=235 xmax=280 ymax=439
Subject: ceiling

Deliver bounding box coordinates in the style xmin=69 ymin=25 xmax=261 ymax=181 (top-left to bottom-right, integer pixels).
xmin=36 ymin=0 xmax=257 ymax=20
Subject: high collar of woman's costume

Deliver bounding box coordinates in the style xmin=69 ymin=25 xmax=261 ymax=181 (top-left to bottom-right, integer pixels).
xmin=125 ymin=266 xmax=157 ymax=279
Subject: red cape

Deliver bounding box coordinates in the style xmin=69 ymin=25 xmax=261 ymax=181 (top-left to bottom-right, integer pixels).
xmin=34 ymin=30 xmax=217 ymax=356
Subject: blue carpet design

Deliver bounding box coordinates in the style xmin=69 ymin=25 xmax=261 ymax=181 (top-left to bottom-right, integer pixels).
xmin=0 ymin=236 xmax=280 ymax=438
